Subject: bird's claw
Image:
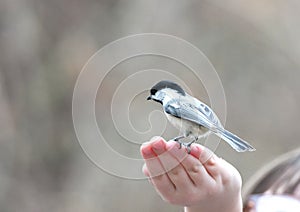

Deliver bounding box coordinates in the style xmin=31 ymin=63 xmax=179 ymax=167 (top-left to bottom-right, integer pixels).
xmin=184 ymin=142 xmax=193 ymax=154
xmin=174 ymin=140 xmax=183 ymax=149
xmin=172 ymin=140 xmax=194 ymax=154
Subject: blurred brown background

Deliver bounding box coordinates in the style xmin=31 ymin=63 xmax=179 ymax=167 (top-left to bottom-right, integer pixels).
xmin=1 ymin=0 xmax=300 ymax=211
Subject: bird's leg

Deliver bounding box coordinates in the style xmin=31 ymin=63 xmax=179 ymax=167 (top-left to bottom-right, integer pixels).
xmin=185 ymin=137 xmax=198 ymax=154
xmin=173 ymin=135 xmax=186 ymax=141
xmin=172 ymin=135 xmax=186 ymax=149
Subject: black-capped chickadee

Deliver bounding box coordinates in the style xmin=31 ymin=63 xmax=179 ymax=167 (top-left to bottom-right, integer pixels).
xmin=147 ymin=80 xmax=255 ymax=153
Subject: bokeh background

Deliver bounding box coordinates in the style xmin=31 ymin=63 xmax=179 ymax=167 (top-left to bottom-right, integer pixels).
xmin=1 ymin=0 xmax=300 ymax=211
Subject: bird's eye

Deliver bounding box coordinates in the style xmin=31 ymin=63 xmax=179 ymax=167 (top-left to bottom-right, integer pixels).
xmin=150 ymin=89 xmax=157 ymax=95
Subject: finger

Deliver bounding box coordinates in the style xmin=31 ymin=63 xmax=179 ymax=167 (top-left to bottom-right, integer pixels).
xmin=140 ymin=138 xmax=168 ymax=176
xmin=166 ymin=141 xmax=215 ymax=187
xmin=151 ymin=139 xmax=195 ymax=190
xmin=196 ymin=144 xmax=223 ymax=182
xmin=140 ymin=137 xmax=176 ymax=193
xmin=142 ymin=164 xmax=154 ymax=185
xmin=142 ymin=163 xmax=150 ymax=177
xmin=195 ymin=144 xmax=241 ymax=185
xmin=215 ymin=158 xmax=242 ymax=186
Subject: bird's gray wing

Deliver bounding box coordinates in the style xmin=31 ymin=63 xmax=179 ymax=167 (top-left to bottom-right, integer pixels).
xmin=165 ymin=99 xmax=221 ymax=132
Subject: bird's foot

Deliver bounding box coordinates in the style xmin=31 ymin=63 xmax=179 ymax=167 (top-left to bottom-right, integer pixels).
xmin=174 ymin=140 xmax=183 ymax=149
xmin=184 ymin=140 xmax=196 ymax=154
xmin=172 ymin=140 xmax=195 ymax=154
xmin=172 ymin=136 xmax=196 ymax=154
xmin=173 ymin=135 xmax=185 ymax=142
xmin=172 ymin=135 xmax=185 ymax=149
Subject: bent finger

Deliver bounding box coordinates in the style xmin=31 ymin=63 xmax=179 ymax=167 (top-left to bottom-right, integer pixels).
xmin=166 ymin=141 xmax=215 ymax=187
xmin=151 ymin=139 xmax=195 ymax=191
xmin=140 ymin=137 xmax=176 ymax=194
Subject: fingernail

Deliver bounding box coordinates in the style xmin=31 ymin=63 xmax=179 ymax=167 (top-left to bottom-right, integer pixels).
xmin=141 ymin=145 xmax=154 ymax=158
xmin=152 ymin=139 xmax=165 ymax=151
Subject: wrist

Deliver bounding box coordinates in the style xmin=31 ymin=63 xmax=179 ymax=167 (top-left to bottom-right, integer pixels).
xmin=184 ymin=192 xmax=242 ymax=212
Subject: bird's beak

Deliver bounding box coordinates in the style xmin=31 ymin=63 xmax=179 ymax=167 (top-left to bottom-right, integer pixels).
xmin=147 ymin=95 xmax=152 ymax=100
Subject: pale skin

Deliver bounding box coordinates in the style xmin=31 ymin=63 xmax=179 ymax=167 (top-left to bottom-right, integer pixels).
xmin=140 ymin=137 xmax=242 ymax=212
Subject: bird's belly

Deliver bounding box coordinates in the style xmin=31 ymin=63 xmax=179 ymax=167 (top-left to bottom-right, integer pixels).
xmin=165 ymin=113 xmax=209 ymax=137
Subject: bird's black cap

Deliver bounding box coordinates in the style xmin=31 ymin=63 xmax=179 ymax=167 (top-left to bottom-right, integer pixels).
xmin=150 ymin=80 xmax=185 ymax=96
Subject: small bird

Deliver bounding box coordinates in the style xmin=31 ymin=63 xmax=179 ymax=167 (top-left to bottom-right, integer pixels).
xmin=147 ymin=80 xmax=255 ymax=153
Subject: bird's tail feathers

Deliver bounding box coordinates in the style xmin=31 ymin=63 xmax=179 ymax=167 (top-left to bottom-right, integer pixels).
xmin=216 ymin=129 xmax=255 ymax=152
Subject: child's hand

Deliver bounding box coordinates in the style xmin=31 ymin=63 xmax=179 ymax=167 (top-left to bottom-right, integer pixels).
xmin=140 ymin=137 xmax=242 ymax=212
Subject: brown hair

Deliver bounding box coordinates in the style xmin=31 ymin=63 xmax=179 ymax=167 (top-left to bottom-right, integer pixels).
xmin=242 ymin=148 xmax=300 ymax=210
